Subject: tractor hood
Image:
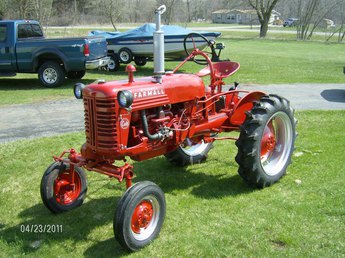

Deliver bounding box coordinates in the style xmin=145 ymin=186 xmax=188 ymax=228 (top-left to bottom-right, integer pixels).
xmin=83 ymin=73 xmax=206 ymax=111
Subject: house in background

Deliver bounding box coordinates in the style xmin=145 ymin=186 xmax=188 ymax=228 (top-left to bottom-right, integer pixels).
xmin=212 ymin=9 xmax=281 ymax=25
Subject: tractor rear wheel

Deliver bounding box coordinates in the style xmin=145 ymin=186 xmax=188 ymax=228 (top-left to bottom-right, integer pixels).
xmin=114 ymin=181 xmax=166 ymax=251
xmin=165 ymin=138 xmax=213 ymax=166
xmin=40 ymin=162 xmax=87 ymax=213
xmin=235 ymin=95 xmax=297 ymax=188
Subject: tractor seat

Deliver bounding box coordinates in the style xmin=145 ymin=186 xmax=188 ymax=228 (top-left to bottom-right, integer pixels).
xmin=196 ymin=61 xmax=240 ymax=79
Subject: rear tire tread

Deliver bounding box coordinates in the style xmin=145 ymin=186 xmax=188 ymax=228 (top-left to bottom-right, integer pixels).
xmin=235 ymin=94 xmax=297 ymax=188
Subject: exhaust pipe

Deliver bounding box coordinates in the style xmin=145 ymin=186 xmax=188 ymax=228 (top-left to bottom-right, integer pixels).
xmin=153 ymin=5 xmax=166 ymax=84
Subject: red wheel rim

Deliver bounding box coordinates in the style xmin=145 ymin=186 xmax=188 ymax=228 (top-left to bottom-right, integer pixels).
xmin=54 ymin=171 xmax=81 ymax=205
xmin=259 ymin=112 xmax=293 ymax=176
xmin=260 ymin=121 xmax=276 ymax=160
xmin=131 ymin=200 xmax=154 ymax=234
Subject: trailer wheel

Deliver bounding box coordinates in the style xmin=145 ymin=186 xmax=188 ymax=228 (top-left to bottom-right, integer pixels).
xmin=235 ymin=95 xmax=297 ymax=188
xmin=38 ymin=61 xmax=65 ymax=87
xmin=114 ymin=181 xmax=165 ymax=251
xmin=107 ymin=53 xmax=120 ymax=71
xmin=67 ymin=70 xmax=85 ymax=79
xmin=134 ymin=57 xmax=147 ymax=66
xmin=118 ymin=48 xmax=133 ymax=64
xmin=165 ymin=138 xmax=213 ymax=166
xmin=40 ymin=162 xmax=87 ymax=213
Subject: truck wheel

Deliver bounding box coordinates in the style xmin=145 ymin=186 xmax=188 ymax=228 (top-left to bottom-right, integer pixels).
xmin=107 ymin=54 xmax=120 ymax=72
xmin=40 ymin=162 xmax=87 ymax=213
xmin=165 ymin=138 xmax=213 ymax=166
xmin=118 ymin=48 xmax=133 ymax=64
xmin=38 ymin=61 xmax=65 ymax=87
xmin=134 ymin=57 xmax=147 ymax=66
xmin=114 ymin=181 xmax=165 ymax=251
xmin=235 ymin=95 xmax=297 ymax=188
xmin=67 ymin=70 xmax=85 ymax=79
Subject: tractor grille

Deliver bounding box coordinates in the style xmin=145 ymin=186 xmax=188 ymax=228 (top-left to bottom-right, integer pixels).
xmin=83 ymin=97 xmax=118 ymax=150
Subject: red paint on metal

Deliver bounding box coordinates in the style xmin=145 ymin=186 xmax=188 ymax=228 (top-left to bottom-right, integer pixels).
xmin=196 ymin=61 xmax=240 ymax=79
xmin=54 ymin=168 xmax=81 ymax=205
xmin=131 ymin=201 xmax=153 ymax=234
xmin=50 ymin=40 xmax=271 ymax=192
xmin=125 ymin=64 xmax=136 ymax=83
xmin=260 ymin=121 xmax=276 ymax=159
xmin=230 ymin=91 xmax=266 ymax=125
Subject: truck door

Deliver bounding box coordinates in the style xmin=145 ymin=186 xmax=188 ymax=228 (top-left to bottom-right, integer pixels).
xmin=0 ymin=24 xmax=13 ymax=71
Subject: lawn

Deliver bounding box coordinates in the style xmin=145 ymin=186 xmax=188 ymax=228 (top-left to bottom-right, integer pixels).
xmin=0 ymin=36 xmax=344 ymax=106
xmin=0 ymin=111 xmax=344 ymax=257
xmin=0 ymin=25 xmax=344 ymax=256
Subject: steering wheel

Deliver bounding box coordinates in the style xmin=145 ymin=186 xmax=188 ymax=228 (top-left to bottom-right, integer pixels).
xmin=183 ymin=33 xmax=216 ymax=65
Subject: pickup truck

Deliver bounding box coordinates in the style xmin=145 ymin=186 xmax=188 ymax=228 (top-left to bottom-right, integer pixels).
xmin=0 ymin=20 xmax=109 ymax=87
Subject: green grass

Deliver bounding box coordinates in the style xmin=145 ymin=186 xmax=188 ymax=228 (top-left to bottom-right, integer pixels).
xmin=0 ymin=111 xmax=344 ymax=256
xmin=0 ymin=36 xmax=344 ymax=106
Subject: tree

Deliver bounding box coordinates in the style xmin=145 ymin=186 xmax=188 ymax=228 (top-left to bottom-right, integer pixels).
xmin=101 ymin=0 xmax=125 ymax=31
xmin=32 ymin=0 xmax=53 ymax=26
xmin=158 ymin=0 xmax=179 ymax=25
xmin=296 ymin=0 xmax=339 ymax=40
xmin=326 ymin=0 xmax=345 ymax=42
xmin=248 ymin=0 xmax=280 ymax=38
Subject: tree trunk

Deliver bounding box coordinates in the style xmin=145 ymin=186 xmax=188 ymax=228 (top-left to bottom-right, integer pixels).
xmin=260 ymin=18 xmax=269 ymax=38
xmin=248 ymin=0 xmax=280 ymax=39
xmin=187 ymin=0 xmax=191 ymax=23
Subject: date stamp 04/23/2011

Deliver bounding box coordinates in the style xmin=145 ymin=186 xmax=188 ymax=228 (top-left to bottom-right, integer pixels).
xmin=20 ymin=224 xmax=63 ymax=233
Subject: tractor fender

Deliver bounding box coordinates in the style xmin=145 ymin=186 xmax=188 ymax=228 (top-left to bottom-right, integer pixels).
xmin=230 ymin=91 xmax=266 ymax=125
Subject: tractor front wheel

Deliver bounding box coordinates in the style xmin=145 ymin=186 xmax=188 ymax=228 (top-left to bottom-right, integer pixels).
xmin=235 ymin=95 xmax=297 ymax=188
xmin=165 ymin=138 xmax=213 ymax=166
xmin=40 ymin=162 xmax=87 ymax=213
xmin=114 ymin=181 xmax=166 ymax=251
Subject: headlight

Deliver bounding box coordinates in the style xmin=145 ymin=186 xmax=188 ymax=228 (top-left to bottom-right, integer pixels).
xmin=74 ymin=83 xmax=85 ymax=99
xmin=117 ymin=90 xmax=133 ymax=108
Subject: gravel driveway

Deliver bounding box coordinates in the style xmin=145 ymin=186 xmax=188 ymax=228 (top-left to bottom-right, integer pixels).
xmin=0 ymin=83 xmax=344 ymax=144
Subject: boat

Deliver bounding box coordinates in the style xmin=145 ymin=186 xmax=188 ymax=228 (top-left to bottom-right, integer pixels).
xmin=89 ymin=23 xmax=221 ymax=64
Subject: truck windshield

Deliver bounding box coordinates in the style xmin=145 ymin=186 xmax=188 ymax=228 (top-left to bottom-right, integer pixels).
xmin=18 ymin=24 xmax=43 ymax=39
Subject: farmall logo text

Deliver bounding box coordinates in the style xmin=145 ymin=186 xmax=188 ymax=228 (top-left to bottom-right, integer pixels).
xmin=133 ymin=88 xmax=165 ymax=99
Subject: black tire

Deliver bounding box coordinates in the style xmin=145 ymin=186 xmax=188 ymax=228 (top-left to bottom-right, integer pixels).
xmin=67 ymin=70 xmax=85 ymax=79
xmin=114 ymin=181 xmax=166 ymax=252
xmin=235 ymin=94 xmax=297 ymax=188
xmin=107 ymin=53 xmax=120 ymax=72
xmin=134 ymin=56 xmax=147 ymax=66
xmin=38 ymin=61 xmax=65 ymax=87
xmin=118 ymin=48 xmax=133 ymax=64
xmin=40 ymin=162 xmax=87 ymax=213
xmin=165 ymin=138 xmax=213 ymax=166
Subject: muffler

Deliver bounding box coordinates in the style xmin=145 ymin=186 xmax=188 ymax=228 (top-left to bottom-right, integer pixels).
xmin=153 ymin=5 xmax=166 ymax=83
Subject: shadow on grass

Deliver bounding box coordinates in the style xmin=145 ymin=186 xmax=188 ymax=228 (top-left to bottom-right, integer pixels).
xmin=0 ymin=154 xmax=253 ymax=256
xmin=133 ymin=155 xmax=254 ymax=199
xmin=0 ymin=195 xmax=127 ymax=256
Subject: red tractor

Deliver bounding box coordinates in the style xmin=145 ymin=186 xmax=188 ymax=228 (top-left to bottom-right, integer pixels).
xmin=40 ymin=6 xmax=296 ymax=252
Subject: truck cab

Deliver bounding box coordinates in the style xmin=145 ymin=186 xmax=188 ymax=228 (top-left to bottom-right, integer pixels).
xmin=0 ymin=20 xmax=43 ymax=72
xmin=0 ymin=20 xmax=109 ymax=87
